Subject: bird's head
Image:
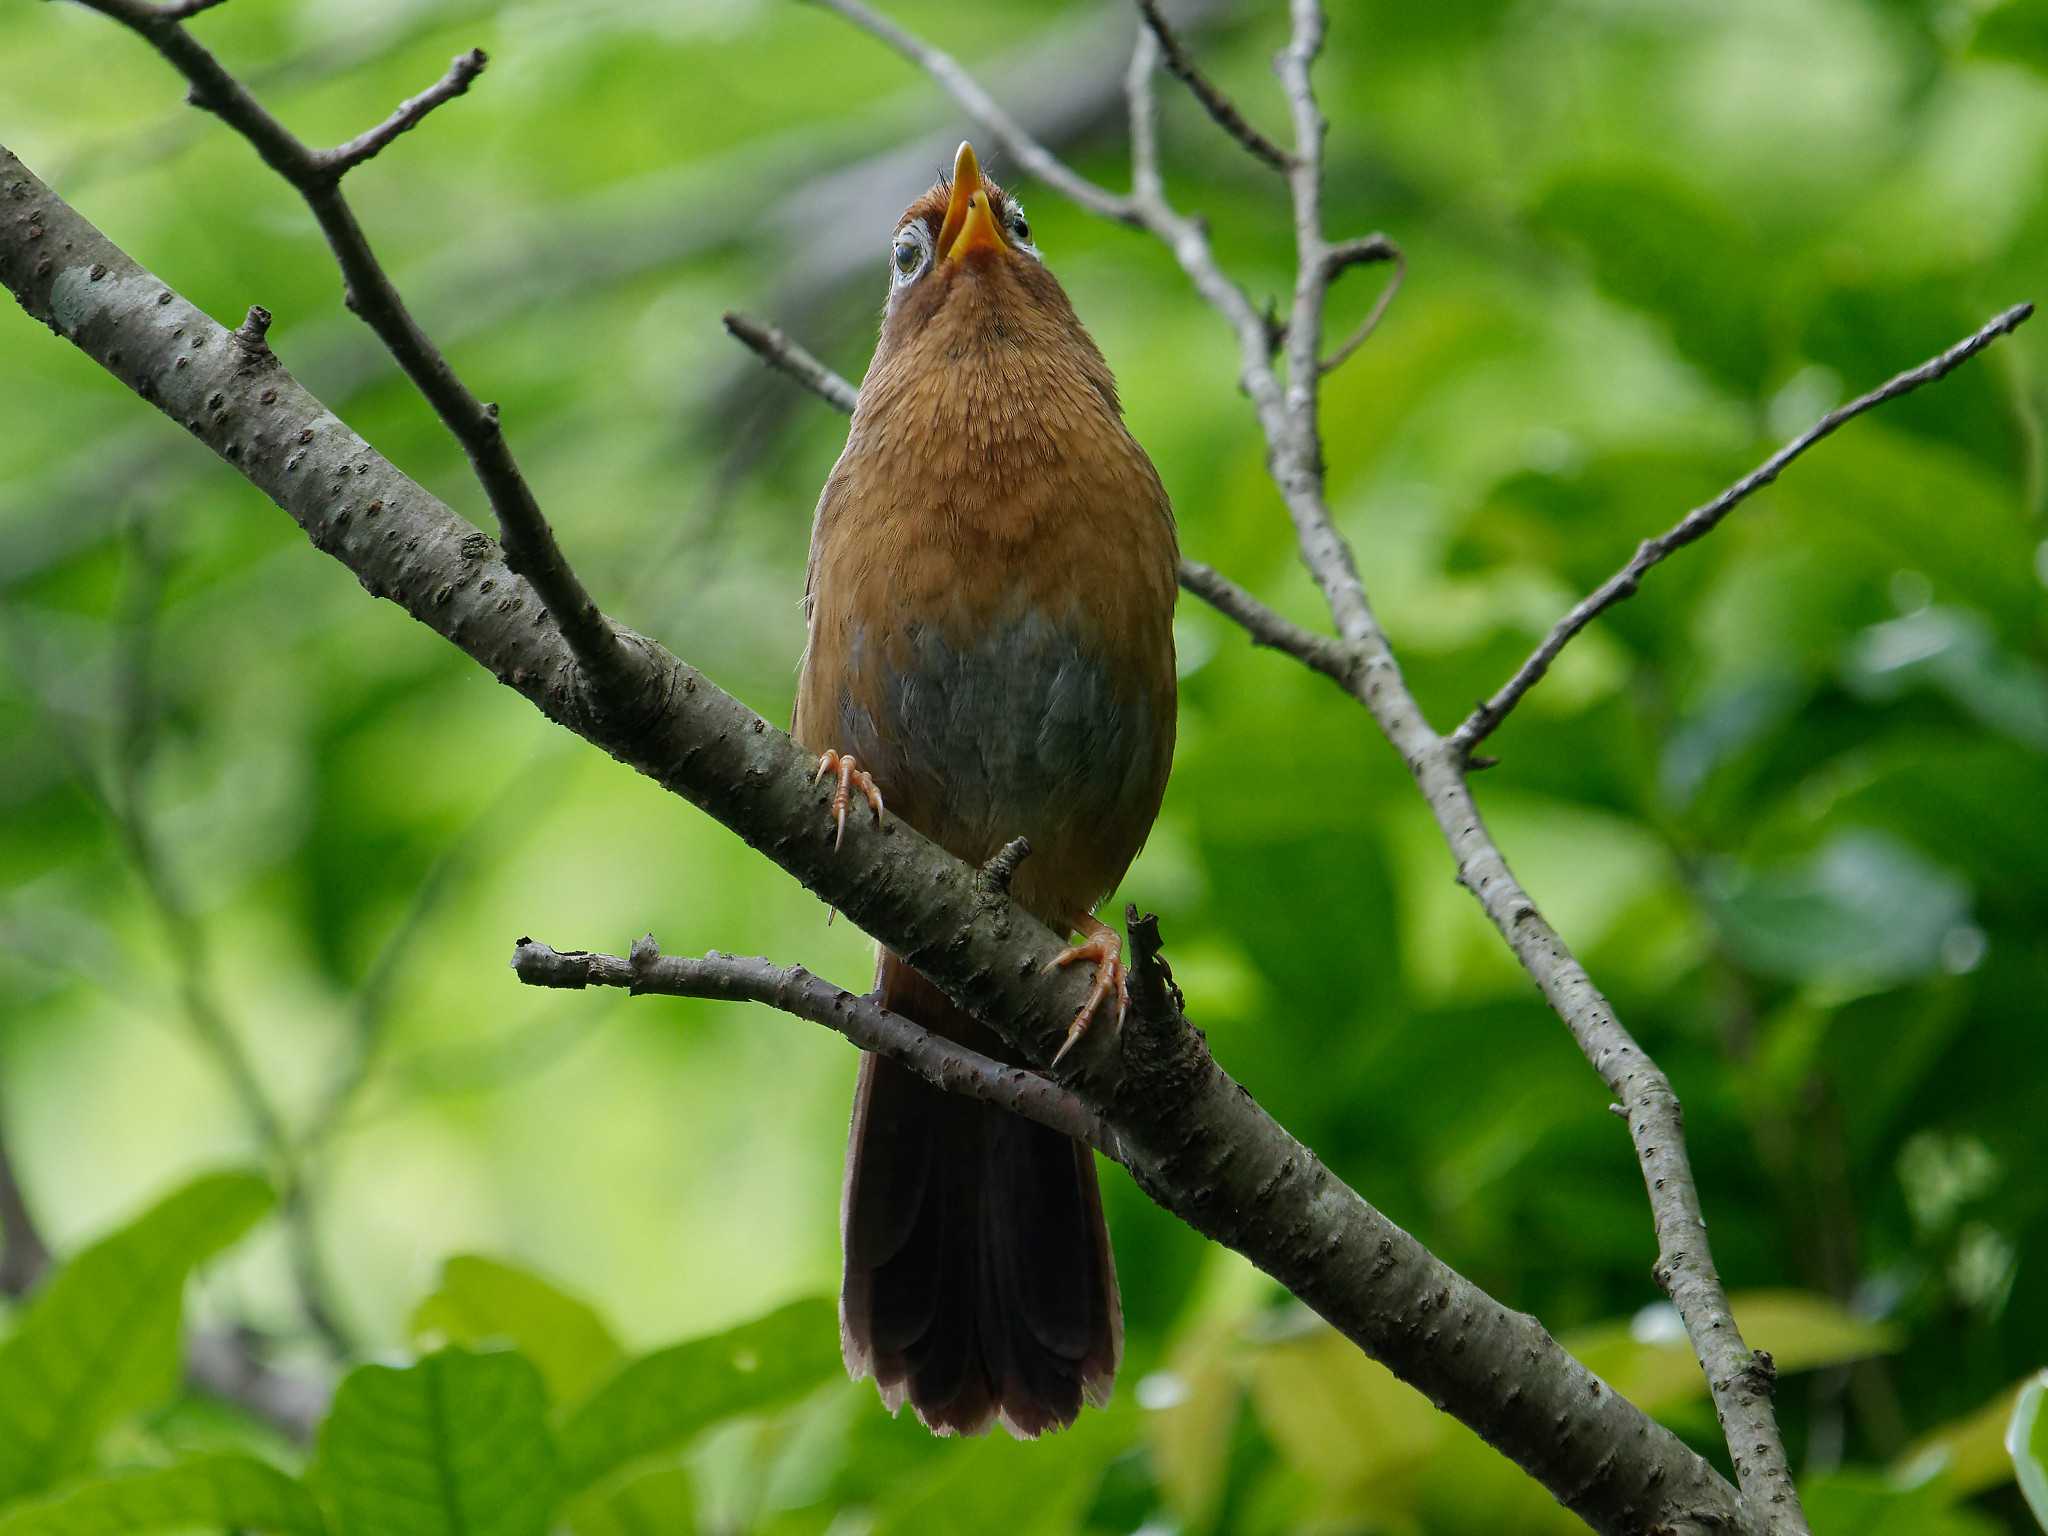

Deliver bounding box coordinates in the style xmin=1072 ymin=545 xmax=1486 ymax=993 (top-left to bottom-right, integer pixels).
xmin=864 ymin=140 xmax=1118 ymax=419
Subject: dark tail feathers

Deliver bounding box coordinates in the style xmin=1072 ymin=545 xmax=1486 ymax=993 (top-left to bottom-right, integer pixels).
xmin=839 ymin=953 xmax=1121 ymax=1437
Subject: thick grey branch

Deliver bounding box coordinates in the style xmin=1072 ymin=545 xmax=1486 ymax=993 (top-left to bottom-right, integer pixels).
xmin=1 ymin=148 xmax=1741 ymax=1536
xmin=67 ymin=0 xmax=631 ymax=700
xmin=1451 ymin=300 xmax=2037 ymax=755
xmin=512 ymin=937 xmax=1114 ymax=1152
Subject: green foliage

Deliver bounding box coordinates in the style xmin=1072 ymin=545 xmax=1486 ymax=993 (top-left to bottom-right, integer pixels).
xmin=0 ymin=1456 xmax=326 ymax=1536
xmin=411 ymin=1255 xmax=623 ymax=1410
xmin=557 ymin=1299 xmax=841 ymax=1492
xmin=2011 ymin=1373 xmax=2048 ymax=1533
xmin=0 ymin=1173 xmax=272 ymax=1505
xmin=4 ymin=0 xmax=2047 ymax=1530
xmin=316 ymin=1348 xmax=557 ymax=1536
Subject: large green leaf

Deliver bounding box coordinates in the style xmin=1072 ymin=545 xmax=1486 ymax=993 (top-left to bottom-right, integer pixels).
xmin=315 ymin=1348 xmax=558 ymax=1536
xmin=0 ymin=1171 xmax=273 ymax=1505
xmin=0 ymin=1455 xmax=324 ymax=1536
xmin=557 ymin=1299 xmax=840 ymax=1493
xmin=411 ymin=1255 xmax=624 ymax=1412
xmin=2010 ymin=1371 xmax=2048 ymax=1532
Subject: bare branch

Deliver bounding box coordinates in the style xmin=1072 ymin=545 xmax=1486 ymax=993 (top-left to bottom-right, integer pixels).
xmin=722 ymin=310 xmax=860 ymax=414
xmin=67 ymin=0 xmax=633 ymax=703
xmin=1 ymin=155 xmax=1745 ymax=1534
xmin=799 ymin=0 xmax=1141 ymax=226
xmin=1134 ymin=0 xmax=1292 ymax=172
xmin=513 ymin=937 xmax=1114 ymax=1153
xmin=1177 ymin=559 xmax=1356 ymax=685
xmin=183 ymin=1329 xmax=331 ymax=1443
xmin=314 ymin=49 xmax=487 ymax=180
xmin=1320 ymin=237 xmax=1403 ymax=375
xmin=1451 ymin=300 xmax=2037 ymax=756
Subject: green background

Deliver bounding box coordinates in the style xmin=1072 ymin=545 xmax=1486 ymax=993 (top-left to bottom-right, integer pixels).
xmin=2 ymin=0 xmax=2045 ymax=1530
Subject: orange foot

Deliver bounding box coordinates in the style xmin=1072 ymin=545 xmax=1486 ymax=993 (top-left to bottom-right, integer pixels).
xmin=1044 ymin=913 xmax=1126 ymax=1068
xmin=813 ymin=750 xmax=885 ymax=850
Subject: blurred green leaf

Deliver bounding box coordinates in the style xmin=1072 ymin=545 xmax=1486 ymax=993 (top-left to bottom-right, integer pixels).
xmin=0 ymin=1171 xmax=273 ymax=1506
xmin=0 ymin=1455 xmax=324 ymax=1536
xmin=565 ymin=1464 xmax=696 ymax=1536
xmin=2011 ymin=1370 xmax=2048 ymax=1532
xmin=1897 ymin=1377 xmax=2028 ymax=1498
xmin=1702 ymin=831 xmax=1973 ymax=990
xmin=1531 ymin=166 xmax=1772 ymax=395
xmin=1801 ymin=1468 xmax=2003 ymax=1535
xmin=868 ymin=1400 xmax=1134 ymax=1536
xmin=411 ymin=1255 xmax=624 ymax=1412
xmin=557 ymin=1299 xmax=838 ymax=1494
xmin=1844 ymin=607 xmax=2048 ymax=753
xmin=315 ymin=1347 xmax=557 ymax=1536
xmin=1973 ymin=0 xmax=2048 ymax=74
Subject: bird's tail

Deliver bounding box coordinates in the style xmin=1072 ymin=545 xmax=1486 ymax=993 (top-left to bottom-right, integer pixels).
xmin=839 ymin=951 xmax=1121 ymax=1437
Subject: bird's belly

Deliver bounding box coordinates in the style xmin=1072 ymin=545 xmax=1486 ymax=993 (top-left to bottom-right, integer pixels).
xmin=829 ymin=608 xmax=1165 ymax=905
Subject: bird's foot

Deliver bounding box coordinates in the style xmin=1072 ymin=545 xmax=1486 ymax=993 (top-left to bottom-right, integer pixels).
xmin=813 ymin=749 xmax=884 ymax=850
xmin=1044 ymin=913 xmax=1126 ymax=1068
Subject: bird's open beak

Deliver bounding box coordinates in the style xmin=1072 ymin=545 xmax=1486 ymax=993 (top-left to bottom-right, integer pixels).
xmin=937 ymin=140 xmax=1006 ymax=264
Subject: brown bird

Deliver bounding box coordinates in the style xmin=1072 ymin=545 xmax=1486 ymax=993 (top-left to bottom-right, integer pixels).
xmin=793 ymin=141 xmax=1179 ymax=1437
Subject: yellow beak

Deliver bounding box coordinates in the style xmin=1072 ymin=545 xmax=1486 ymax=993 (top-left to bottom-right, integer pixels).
xmin=937 ymin=140 xmax=1006 ymax=264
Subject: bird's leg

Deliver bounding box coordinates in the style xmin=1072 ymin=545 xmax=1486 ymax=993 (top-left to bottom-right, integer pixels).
xmin=1044 ymin=913 xmax=1126 ymax=1068
xmin=813 ymin=749 xmax=884 ymax=850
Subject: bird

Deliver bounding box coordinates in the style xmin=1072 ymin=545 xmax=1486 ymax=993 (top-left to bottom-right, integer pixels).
xmin=792 ymin=140 xmax=1179 ymax=1438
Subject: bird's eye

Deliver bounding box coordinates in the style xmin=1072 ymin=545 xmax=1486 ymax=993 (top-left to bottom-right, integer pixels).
xmin=891 ymin=228 xmax=930 ymax=285
xmin=1008 ymin=210 xmax=1031 ymax=244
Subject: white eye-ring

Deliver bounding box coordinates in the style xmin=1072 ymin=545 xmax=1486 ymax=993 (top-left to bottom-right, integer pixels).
xmin=891 ymin=223 xmax=932 ymax=286
xmin=1005 ymin=200 xmax=1039 ymax=260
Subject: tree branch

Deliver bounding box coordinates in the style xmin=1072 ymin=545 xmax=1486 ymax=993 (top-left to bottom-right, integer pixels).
xmin=721 ymin=310 xmax=859 ymax=414
xmin=1450 ymin=299 xmax=2037 ymax=755
xmin=512 ymin=937 xmax=1114 ymax=1153
xmin=314 ymin=48 xmax=488 ymax=180
xmin=67 ymin=0 xmax=633 ymax=703
xmin=1320 ymin=235 xmax=1403 ymax=375
xmin=1133 ymin=0 xmax=1292 ymax=172
xmin=799 ymin=0 xmax=1142 ymax=226
xmin=2 ymin=147 xmax=1743 ymax=1535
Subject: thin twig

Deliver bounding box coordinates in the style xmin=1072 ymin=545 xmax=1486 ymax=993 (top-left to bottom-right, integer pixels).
xmin=1321 ymin=239 xmax=1403 ymax=375
xmin=70 ymin=0 xmax=632 ymax=702
xmin=799 ymin=0 xmax=1141 ymax=226
xmin=722 ymin=311 xmax=859 ymax=413
xmin=1134 ymin=0 xmax=1292 ymax=172
xmin=1177 ymin=559 xmax=1356 ymax=684
xmin=1451 ymin=300 xmax=2037 ymax=756
xmin=512 ymin=937 xmax=1114 ymax=1153
xmin=314 ymin=49 xmax=487 ymax=180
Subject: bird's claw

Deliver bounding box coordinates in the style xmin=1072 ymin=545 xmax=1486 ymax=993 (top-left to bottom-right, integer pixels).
xmin=813 ymin=750 xmax=884 ymax=850
xmin=1044 ymin=918 xmax=1126 ymax=1068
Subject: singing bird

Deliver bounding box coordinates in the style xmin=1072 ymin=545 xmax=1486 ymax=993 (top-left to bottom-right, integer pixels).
xmin=792 ymin=142 xmax=1179 ymax=1437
